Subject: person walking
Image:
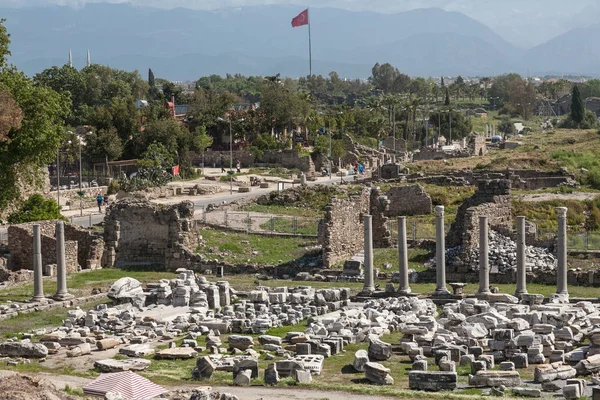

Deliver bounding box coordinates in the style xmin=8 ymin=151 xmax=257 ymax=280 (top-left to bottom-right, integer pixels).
xmin=220 ymin=156 xmax=226 ymax=173
xmin=236 ymin=159 xmax=241 ymax=173
xmin=96 ymin=194 xmax=103 ymax=213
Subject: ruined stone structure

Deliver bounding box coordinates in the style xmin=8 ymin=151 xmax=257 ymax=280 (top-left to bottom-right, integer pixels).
xmin=467 ymin=133 xmax=487 ymax=157
xmin=446 ymin=179 xmax=512 ymax=270
xmin=320 ymin=189 xmax=370 ymax=268
xmin=370 ymin=187 xmax=391 ymax=248
xmin=320 ymin=186 xmax=396 ymax=268
xmin=198 ymin=149 xmax=316 ymax=175
xmin=7 ymin=221 xmax=103 ymax=273
xmin=385 ymin=185 xmax=432 ymax=217
xmin=404 ymin=169 xmax=576 ymax=190
xmin=103 ymin=199 xmax=202 ymax=270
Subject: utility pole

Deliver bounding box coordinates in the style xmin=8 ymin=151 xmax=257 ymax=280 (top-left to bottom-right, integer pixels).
xmin=229 ymin=120 xmax=233 ymax=195
xmin=328 ymin=117 xmax=332 ymax=179
xmin=56 ymin=152 xmax=60 ymax=206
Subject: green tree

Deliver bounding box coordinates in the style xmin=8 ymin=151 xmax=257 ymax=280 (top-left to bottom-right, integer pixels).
xmin=0 ymin=19 xmax=9 ymax=69
xmin=444 ymin=88 xmax=451 ymax=105
xmin=7 ymin=194 xmax=66 ymax=224
xmin=0 ymin=20 xmax=71 ymax=211
xmin=498 ymin=118 xmax=516 ymax=136
xmin=371 ymin=63 xmax=399 ymax=93
xmin=193 ymin=125 xmax=213 ymax=172
xmin=137 ymin=142 xmax=173 ymax=169
xmin=85 ymin=128 xmax=123 ymax=162
xmin=571 ymin=85 xmax=584 ymax=125
xmin=148 ymin=68 xmax=155 ymax=87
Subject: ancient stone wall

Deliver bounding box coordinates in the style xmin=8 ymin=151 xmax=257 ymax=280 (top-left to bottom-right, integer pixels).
xmin=103 ymin=199 xmax=202 ymax=270
xmin=260 ymin=150 xmax=316 ymax=176
xmin=370 ymin=187 xmax=391 ymax=248
xmin=446 ymin=179 xmax=512 ymax=271
xmin=6 ymin=220 xmax=104 ymax=273
xmin=385 ymin=185 xmax=432 ymax=217
xmin=467 ymin=134 xmax=487 ymax=157
xmin=199 ymin=149 xmax=315 ymax=175
xmin=320 ymin=188 xmax=370 ymax=268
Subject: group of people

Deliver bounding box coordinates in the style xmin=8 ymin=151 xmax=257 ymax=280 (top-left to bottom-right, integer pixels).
xmin=219 ymin=157 xmax=242 ymax=174
xmin=353 ymin=161 xmax=365 ymax=175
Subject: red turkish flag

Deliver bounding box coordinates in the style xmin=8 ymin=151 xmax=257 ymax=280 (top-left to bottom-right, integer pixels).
xmin=291 ymin=9 xmax=309 ymax=27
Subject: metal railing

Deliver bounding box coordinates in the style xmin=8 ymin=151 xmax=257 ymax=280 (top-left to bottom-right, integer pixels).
xmin=195 ymin=210 xmax=320 ymax=237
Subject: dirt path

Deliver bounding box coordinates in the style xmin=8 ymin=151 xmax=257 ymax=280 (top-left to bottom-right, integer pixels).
xmin=516 ymin=192 xmax=599 ymax=202
xmin=0 ymin=370 xmax=398 ymax=400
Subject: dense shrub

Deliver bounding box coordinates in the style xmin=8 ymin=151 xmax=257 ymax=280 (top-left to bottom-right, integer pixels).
xmin=7 ymin=194 xmax=66 ymax=224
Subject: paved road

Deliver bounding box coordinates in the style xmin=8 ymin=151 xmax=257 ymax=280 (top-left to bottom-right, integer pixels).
xmin=65 ymin=175 xmax=347 ymax=228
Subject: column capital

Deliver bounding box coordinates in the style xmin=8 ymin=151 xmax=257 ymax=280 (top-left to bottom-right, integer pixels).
xmin=556 ymin=207 xmax=567 ymax=218
xmin=435 ymin=205 xmax=444 ymax=217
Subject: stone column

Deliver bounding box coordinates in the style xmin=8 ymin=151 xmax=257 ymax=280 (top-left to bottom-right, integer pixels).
xmin=31 ymin=224 xmax=46 ymax=302
xmin=397 ymin=216 xmax=411 ymax=295
xmin=53 ymin=221 xmax=73 ymax=301
xmin=515 ymin=216 xmax=528 ymax=297
xmin=556 ymin=207 xmax=568 ymax=296
xmin=434 ymin=206 xmax=450 ymax=295
xmin=477 ymin=216 xmax=491 ymax=295
xmin=362 ymin=215 xmax=375 ymax=294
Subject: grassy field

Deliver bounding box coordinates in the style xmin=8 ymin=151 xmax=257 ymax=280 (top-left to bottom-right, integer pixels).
xmin=0 ymin=268 xmax=176 ymax=303
xmin=241 ymin=203 xmax=323 ymax=218
xmin=196 ymin=229 xmax=319 ymax=265
xmin=0 ymin=298 xmax=109 ymax=338
xmin=412 ymin=128 xmax=600 ymax=176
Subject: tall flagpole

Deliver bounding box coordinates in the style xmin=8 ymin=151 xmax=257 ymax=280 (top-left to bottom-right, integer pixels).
xmin=308 ymin=7 xmax=312 ymax=76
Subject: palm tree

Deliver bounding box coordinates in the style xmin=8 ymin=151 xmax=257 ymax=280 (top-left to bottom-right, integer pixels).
xmin=408 ymin=95 xmax=423 ymax=149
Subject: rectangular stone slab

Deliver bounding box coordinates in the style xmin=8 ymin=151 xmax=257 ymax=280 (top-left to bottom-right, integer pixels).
xmin=408 ymin=371 xmax=457 ymax=391
xmin=468 ymin=370 xmax=521 ymax=387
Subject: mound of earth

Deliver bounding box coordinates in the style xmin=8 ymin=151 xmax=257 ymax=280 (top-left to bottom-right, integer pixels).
xmin=0 ymin=373 xmax=81 ymax=400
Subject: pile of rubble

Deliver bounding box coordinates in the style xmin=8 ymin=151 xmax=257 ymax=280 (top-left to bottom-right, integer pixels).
xmin=429 ymin=230 xmax=556 ymax=274
xmin=365 ymin=296 xmax=600 ymax=397
xmin=464 ymin=231 xmax=556 ymax=273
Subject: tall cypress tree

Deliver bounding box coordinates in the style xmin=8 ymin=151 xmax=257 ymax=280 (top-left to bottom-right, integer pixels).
xmin=441 ymin=76 xmax=445 ymax=87
xmin=148 ymin=68 xmax=155 ymax=87
xmin=444 ymin=87 xmax=451 ymax=106
xmin=571 ymin=85 xmax=584 ymax=125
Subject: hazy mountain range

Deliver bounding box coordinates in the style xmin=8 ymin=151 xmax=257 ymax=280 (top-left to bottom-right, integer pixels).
xmin=2 ymin=3 xmax=600 ymax=80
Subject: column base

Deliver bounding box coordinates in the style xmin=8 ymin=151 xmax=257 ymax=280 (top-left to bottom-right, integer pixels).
xmin=514 ymin=290 xmax=528 ymax=298
xmin=53 ymin=292 xmax=74 ymax=301
xmin=475 ymin=290 xmax=491 ymax=298
xmin=433 ymin=288 xmax=451 ymax=297
xmin=397 ymin=288 xmax=412 ymax=296
xmin=30 ymin=295 xmax=47 ymax=303
xmin=359 ymin=289 xmax=375 ymax=297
